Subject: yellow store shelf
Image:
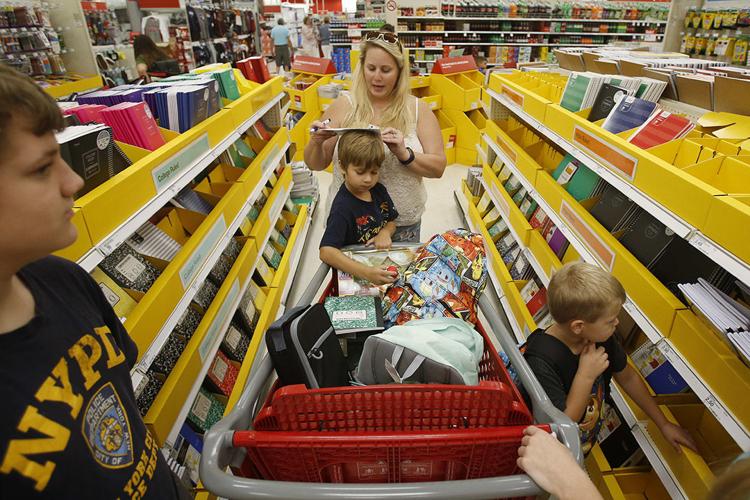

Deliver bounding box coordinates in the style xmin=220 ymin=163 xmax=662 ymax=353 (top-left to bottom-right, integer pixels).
xmin=144 ymin=238 xmax=259 ymax=444
xmin=125 ymin=182 xmax=249 ymax=356
xmin=42 ymin=74 xmax=102 ymax=99
xmin=249 ymin=168 xmax=293 ymax=244
xmin=285 ymin=74 xmax=331 ymax=113
xmin=225 ymin=205 xmax=310 ymax=412
xmin=70 ymin=80 xmax=284 ymax=273
xmin=270 ymin=207 xmax=308 ymax=290
xmin=430 ymin=72 xmax=482 ymax=112
xmin=226 ymin=76 xmax=284 ymax=131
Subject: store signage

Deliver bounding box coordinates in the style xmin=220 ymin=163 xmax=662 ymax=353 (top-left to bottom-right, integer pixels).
xmin=152 ymin=134 xmax=209 ymax=192
xmin=431 ymin=56 xmax=477 ymax=74
xmin=572 ymin=126 xmax=638 ymax=181
xmin=502 ymin=84 xmax=524 ymax=107
xmin=495 ymin=134 xmax=518 ymax=163
xmin=179 ymin=215 xmax=227 ymax=289
xmin=292 ymin=56 xmax=337 ymax=75
xmin=137 ymin=0 xmax=180 ymax=9
xmin=559 ymin=200 xmax=615 ymax=270
xmin=199 ymin=279 xmax=240 ymax=361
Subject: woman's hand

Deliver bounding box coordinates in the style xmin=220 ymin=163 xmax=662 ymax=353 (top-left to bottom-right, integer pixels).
xmin=309 ymin=119 xmax=335 ymax=146
xmin=381 ymin=127 xmax=409 ymax=162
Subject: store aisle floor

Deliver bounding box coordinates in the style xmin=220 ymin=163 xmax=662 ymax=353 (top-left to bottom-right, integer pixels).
xmin=287 ymin=165 xmax=469 ymax=306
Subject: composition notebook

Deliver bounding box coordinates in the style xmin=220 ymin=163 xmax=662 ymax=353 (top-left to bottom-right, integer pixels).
xmin=324 ymin=296 xmax=384 ymax=335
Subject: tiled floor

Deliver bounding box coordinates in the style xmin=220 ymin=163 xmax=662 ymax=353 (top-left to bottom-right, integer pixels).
xmin=287 ymin=165 xmax=470 ymax=306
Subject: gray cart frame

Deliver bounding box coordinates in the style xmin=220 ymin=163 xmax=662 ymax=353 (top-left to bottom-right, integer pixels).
xmin=201 ymin=255 xmax=582 ymax=499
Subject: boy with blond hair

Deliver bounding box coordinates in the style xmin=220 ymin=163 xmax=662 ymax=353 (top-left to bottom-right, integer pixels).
xmin=319 ymin=131 xmax=399 ymax=285
xmin=523 ymin=262 xmax=697 ymax=455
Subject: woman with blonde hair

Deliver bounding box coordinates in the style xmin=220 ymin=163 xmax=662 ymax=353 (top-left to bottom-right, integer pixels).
xmin=304 ymin=32 xmax=446 ymax=242
xmin=301 ymin=15 xmax=318 ymax=57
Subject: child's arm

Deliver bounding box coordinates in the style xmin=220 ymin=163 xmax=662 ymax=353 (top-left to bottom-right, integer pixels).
xmin=614 ymin=365 xmax=698 ymax=453
xmin=320 ymin=246 xmax=396 ymax=285
xmin=366 ymin=221 xmax=396 ymax=250
xmin=565 ymin=343 xmax=610 ymax=421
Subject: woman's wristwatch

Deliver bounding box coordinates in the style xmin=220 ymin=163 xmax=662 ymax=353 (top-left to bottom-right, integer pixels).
xmin=399 ymin=146 xmax=415 ymax=166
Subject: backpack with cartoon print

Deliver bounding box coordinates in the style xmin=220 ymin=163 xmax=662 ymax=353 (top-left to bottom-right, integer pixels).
xmin=382 ymin=229 xmax=488 ymax=327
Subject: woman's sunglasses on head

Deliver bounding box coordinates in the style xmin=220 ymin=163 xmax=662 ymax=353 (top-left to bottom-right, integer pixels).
xmin=364 ymin=31 xmax=401 ymax=46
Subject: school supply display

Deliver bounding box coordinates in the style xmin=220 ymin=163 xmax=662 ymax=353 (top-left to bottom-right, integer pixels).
xmin=628 ymin=111 xmax=695 ymax=149
xmin=99 ymin=101 xmax=166 ymax=150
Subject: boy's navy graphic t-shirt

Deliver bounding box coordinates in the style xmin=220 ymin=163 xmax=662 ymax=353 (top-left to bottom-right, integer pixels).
xmin=320 ymin=183 xmax=398 ymax=249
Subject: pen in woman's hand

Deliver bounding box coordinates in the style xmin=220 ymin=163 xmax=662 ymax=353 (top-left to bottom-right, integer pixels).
xmin=310 ymin=118 xmax=331 ymax=133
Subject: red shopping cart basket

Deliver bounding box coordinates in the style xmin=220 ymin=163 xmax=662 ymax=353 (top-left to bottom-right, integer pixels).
xmin=234 ymin=424 xmax=551 ymax=483
xmin=232 ymin=270 xmax=536 ymax=482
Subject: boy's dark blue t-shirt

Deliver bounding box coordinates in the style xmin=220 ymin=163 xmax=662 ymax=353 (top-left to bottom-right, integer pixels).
xmin=320 ymin=182 xmax=398 ymax=249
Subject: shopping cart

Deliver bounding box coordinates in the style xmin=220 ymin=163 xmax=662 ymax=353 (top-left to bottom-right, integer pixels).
xmin=201 ymin=245 xmax=581 ymax=499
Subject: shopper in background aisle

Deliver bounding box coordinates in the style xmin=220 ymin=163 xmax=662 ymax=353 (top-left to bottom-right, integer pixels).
xmin=134 ymin=34 xmax=175 ymax=80
xmin=522 ymin=262 xmax=698 ymax=456
xmin=301 ymin=16 xmax=319 ymax=57
xmin=305 ymin=32 xmax=446 ymax=243
xmin=319 ymin=16 xmax=332 ymax=59
xmin=270 ymin=18 xmax=293 ymax=74
xmin=0 ymin=65 xmax=188 ymax=499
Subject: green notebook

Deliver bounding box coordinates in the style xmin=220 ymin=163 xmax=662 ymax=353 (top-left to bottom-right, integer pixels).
xmin=560 ymin=73 xmax=592 ymax=112
xmin=552 ymin=154 xmax=600 ymax=201
xmin=324 ymin=296 xmax=384 ymax=335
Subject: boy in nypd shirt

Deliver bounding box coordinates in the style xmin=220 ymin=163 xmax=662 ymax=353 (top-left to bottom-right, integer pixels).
xmin=319 ymin=131 xmax=400 ymax=286
xmin=0 ymin=66 xmax=187 ymax=498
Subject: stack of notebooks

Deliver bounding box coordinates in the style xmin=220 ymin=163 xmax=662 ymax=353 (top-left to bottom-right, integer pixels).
xmin=100 ymin=101 xmax=166 ymax=151
xmin=62 ymin=104 xmax=107 ymax=124
xmin=55 ymin=124 xmax=131 ymax=197
xmin=628 ymin=110 xmax=694 ymax=149
xmin=236 ymin=56 xmax=272 ymax=84
xmin=519 ymin=279 xmax=553 ymax=329
xmin=76 ymin=86 xmax=146 ymax=106
xmin=601 ymin=96 xmax=659 ymax=134
xmin=143 ymin=77 xmax=221 ymax=120
xmin=551 ymin=154 xmax=605 ymax=201
xmin=290 ymin=161 xmax=319 ymax=204
xmin=678 ymin=278 xmax=750 ymax=367
xmin=560 ymin=72 xmax=606 ymax=112
xmin=150 ymin=86 xmax=213 ymax=134
xmin=561 ymin=72 xmax=668 ymax=116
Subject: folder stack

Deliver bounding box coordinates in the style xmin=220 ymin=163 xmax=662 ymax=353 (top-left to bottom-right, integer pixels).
xmin=153 ymin=85 xmax=211 ymax=133
xmin=560 ymin=72 xmax=605 ymax=112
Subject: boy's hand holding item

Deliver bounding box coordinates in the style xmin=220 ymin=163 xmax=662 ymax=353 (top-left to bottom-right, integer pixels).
xmin=366 ymin=265 xmax=398 ymax=286
xmin=367 ymin=223 xmax=394 ymax=250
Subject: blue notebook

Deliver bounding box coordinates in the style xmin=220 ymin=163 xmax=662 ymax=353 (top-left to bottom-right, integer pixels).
xmin=602 ymin=96 xmax=658 ymax=134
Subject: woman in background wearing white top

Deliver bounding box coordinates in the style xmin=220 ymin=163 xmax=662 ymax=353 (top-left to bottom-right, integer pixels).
xmin=304 ymin=32 xmax=446 ymax=242
xmin=301 ymin=16 xmax=318 ymax=57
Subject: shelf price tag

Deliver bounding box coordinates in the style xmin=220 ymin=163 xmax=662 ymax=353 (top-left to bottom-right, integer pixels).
xmin=199 ymin=279 xmax=240 ymax=361
xmin=559 ymin=200 xmax=615 ymax=270
xmin=572 ymin=126 xmax=638 ymax=181
xmin=151 ymin=134 xmax=210 ymax=192
xmin=501 ymin=84 xmax=524 ymax=107
xmin=179 ymin=214 xmax=227 ymax=289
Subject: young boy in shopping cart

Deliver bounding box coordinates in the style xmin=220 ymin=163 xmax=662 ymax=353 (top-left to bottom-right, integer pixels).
xmin=523 ymin=262 xmax=699 ymax=456
xmin=319 ymin=131 xmax=400 ymax=285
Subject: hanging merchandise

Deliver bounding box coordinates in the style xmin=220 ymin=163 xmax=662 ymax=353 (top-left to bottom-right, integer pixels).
xmin=142 ymin=13 xmax=170 ymax=43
